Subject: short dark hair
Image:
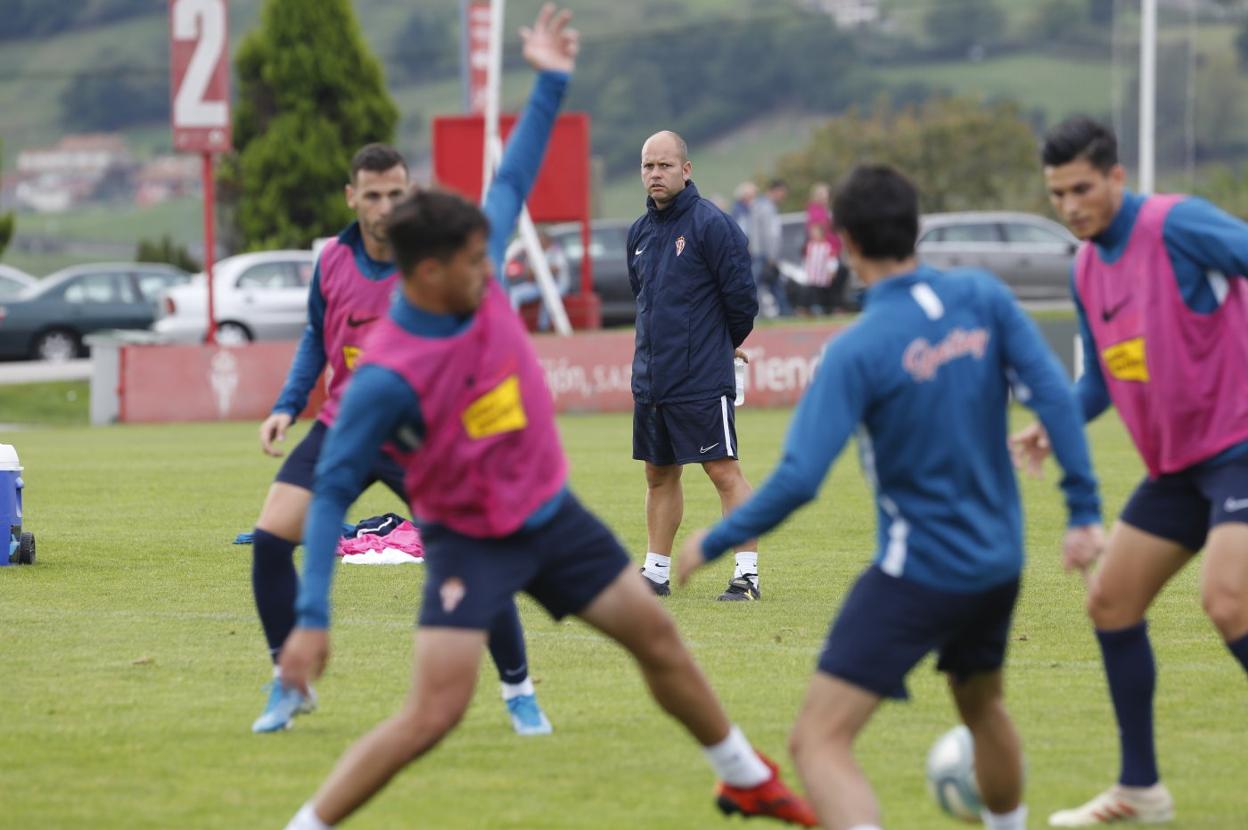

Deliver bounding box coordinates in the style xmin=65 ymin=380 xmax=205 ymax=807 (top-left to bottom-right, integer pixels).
xmin=1041 ymin=116 xmax=1118 ymax=171
xmin=832 ymin=165 xmax=918 ymax=261
xmin=386 ymin=189 xmax=489 ymax=275
xmin=350 ymin=143 xmax=407 ymax=181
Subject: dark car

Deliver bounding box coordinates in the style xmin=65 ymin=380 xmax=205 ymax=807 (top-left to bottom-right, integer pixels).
xmin=0 ymin=262 xmax=190 ymax=361
xmin=0 ymin=264 xmax=38 ymax=300
xmin=506 ymin=219 xmax=636 ymax=326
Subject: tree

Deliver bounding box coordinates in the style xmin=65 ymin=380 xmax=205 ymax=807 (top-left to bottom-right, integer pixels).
xmin=771 ymin=96 xmax=1045 ymax=214
xmin=392 ymin=7 xmax=459 ymax=83
xmin=923 ymin=0 xmax=1006 ymax=59
xmin=59 ymin=58 xmax=168 ymax=131
xmin=220 ymin=0 xmax=398 ymax=251
xmin=136 ymin=235 xmax=201 ymax=274
xmin=1237 ymin=18 xmax=1248 ymax=72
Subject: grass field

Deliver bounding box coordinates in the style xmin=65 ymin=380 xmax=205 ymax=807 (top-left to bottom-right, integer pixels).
xmin=1 ymin=410 xmax=1245 ymax=829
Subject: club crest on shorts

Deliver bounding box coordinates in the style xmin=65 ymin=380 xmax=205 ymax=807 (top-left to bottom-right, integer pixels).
xmin=440 ymin=577 xmax=466 ymax=614
xmin=675 ymin=235 xmax=686 ymax=256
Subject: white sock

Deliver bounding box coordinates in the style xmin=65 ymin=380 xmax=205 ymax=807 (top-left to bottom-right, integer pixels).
xmin=500 ymin=676 xmax=535 ymax=701
xmin=703 ymin=725 xmax=770 ymax=788
xmin=982 ymin=804 xmax=1027 ymax=830
xmin=643 ymin=552 xmax=670 ymax=582
xmin=285 ymin=804 xmax=332 ymax=830
xmin=733 ymin=551 xmax=758 ymax=581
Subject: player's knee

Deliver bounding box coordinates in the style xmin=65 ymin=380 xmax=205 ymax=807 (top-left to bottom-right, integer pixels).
xmin=631 ymin=612 xmax=686 ymax=668
xmin=1202 ymin=582 xmax=1248 ymax=639
xmin=703 ymin=461 xmax=742 ymax=492
xmin=644 ymin=464 xmax=681 ymax=489
xmin=393 ymin=698 xmax=468 ymax=755
xmin=1084 ymin=579 xmax=1131 ymax=628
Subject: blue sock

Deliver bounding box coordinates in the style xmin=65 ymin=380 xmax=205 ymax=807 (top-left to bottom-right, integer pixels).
xmin=1228 ymin=632 xmax=1248 ymax=674
xmin=487 ymin=600 xmax=529 ymax=686
xmin=252 ymin=529 xmax=298 ymax=663
xmin=1096 ymin=622 xmax=1159 ymax=787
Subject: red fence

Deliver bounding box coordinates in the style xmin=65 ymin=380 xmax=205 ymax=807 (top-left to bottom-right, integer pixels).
xmin=116 ymin=324 xmax=847 ymax=422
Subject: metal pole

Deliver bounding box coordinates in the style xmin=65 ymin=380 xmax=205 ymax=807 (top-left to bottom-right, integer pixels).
xmin=1139 ymin=0 xmax=1156 ymax=194
xmin=481 ymin=0 xmax=504 ymax=195
xmin=459 ymin=0 xmax=472 ymax=113
xmin=202 ymin=151 xmax=217 ymax=344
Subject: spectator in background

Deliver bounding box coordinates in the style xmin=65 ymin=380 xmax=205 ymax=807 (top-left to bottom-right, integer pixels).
xmin=749 ymin=179 xmax=792 ymax=317
xmin=508 ymin=227 xmax=570 ymax=332
xmin=732 ymin=181 xmax=757 ymax=234
xmin=805 ymin=182 xmax=832 ymax=239
xmin=798 ymin=222 xmax=836 ymax=316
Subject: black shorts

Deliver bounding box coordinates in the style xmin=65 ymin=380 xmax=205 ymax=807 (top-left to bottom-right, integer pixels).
xmin=817 ymin=566 xmax=1020 ymax=700
xmin=417 ymin=491 xmax=632 ymax=629
xmin=274 ymin=419 xmax=407 ymax=500
xmin=632 ymin=396 xmax=738 ymax=466
xmin=1119 ymin=454 xmax=1248 ymax=552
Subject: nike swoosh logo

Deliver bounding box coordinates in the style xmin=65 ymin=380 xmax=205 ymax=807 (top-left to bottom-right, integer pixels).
xmin=1101 ymin=298 xmax=1130 ymax=323
xmin=635 ymin=247 xmax=645 ymax=256
xmin=346 ymin=314 xmax=379 ymax=328
xmin=1225 ymin=496 xmax=1248 ymax=512
xmin=699 ymin=443 xmax=719 ymax=454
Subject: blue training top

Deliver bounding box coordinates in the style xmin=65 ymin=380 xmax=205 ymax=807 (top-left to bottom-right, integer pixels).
xmin=295 ymin=70 xmax=570 ymax=630
xmin=702 ymin=264 xmax=1101 ymax=593
xmin=1072 ymin=191 xmax=1248 ymax=470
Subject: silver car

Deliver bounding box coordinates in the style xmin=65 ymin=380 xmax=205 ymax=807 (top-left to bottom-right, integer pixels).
xmin=154 ymin=250 xmax=316 ymax=344
xmin=917 ymin=211 xmax=1078 ymax=300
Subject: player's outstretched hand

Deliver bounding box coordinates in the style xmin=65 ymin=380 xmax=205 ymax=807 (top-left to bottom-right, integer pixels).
xmin=1062 ymin=523 xmax=1105 ymax=580
xmin=675 ymin=529 xmax=709 ymax=588
xmin=260 ymin=412 xmax=294 ymax=457
xmin=521 ymin=3 xmax=578 ymax=75
xmin=278 ymin=627 xmax=329 ymax=695
xmin=1008 ymin=421 xmax=1050 ymax=479
xmin=734 ymin=348 xmax=750 ymax=363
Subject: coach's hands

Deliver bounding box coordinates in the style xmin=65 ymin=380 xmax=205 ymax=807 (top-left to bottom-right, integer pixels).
xmin=521 ymin=4 xmax=579 ymax=75
xmin=1009 ymin=421 xmax=1051 ymax=478
xmin=260 ymin=412 xmax=294 ymax=457
xmin=278 ymin=627 xmax=330 ymax=695
xmin=1062 ymin=523 xmax=1105 ymax=580
xmin=734 ymin=348 xmax=749 ymax=363
xmin=675 ymin=529 xmax=709 ymax=587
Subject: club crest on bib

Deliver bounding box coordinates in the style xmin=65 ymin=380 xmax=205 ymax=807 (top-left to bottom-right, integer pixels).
xmin=675 ymin=235 xmax=686 ymax=256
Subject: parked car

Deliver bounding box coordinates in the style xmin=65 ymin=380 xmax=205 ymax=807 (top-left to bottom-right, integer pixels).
xmin=917 ymin=211 xmax=1078 ymax=300
xmin=503 ymin=220 xmax=637 ymax=327
xmin=155 ymin=250 xmax=317 ymax=344
xmin=0 ymin=262 xmax=190 ymax=361
xmin=0 ymin=264 xmax=38 ymax=299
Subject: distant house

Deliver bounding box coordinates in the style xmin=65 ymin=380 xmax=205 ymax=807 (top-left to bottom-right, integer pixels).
xmin=14 ymin=133 xmax=134 ymax=213
xmin=801 ymin=0 xmax=881 ymax=28
xmin=135 ymin=155 xmax=201 ymax=207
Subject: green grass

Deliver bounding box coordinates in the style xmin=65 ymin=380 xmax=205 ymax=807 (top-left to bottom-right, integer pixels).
xmin=2 ymin=409 xmax=1245 ymax=828
xmin=0 ymin=381 xmax=89 ymax=427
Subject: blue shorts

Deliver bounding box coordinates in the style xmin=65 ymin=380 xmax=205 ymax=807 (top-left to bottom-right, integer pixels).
xmin=1120 ymin=455 xmax=1248 ymax=552
xmin=417 ymin=492 xmax=632 ymax=629
xmin=818 ymin=565 xmax=1020 ymax=700
xmin=633 ymin=397 xmax=738 ymax=466
xmin=275 ymin=420 xmax=407 ymax=500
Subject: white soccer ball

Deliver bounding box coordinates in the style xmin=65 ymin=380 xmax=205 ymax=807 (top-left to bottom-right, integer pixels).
xmin=925 ymin=725 xmax=983 ymax=822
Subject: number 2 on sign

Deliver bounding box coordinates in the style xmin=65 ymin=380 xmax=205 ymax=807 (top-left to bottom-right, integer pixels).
xmin=172 ymin=0 xmax=227 ymax=128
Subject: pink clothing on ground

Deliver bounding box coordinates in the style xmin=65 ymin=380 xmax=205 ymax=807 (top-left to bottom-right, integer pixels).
xmin=1075 ymin=194 xmax=1248 ymax=476
xmin=336 ymin=520 xmax=424 ymax=559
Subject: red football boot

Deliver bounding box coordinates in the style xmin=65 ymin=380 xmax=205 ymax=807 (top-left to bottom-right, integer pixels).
xmin=715 ymin=752 xmax=819 ymax=826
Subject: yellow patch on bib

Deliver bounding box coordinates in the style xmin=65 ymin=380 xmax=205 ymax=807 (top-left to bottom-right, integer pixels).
xmin=462 ymin=375 xmax=528 ymax=439
xmin=1102 ymin=337 xmax=1149 ymax=382
xmin=343 ymin=346 xmax=362 ymax=371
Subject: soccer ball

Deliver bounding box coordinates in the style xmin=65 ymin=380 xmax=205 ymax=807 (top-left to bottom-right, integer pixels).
xmin=925 ymin=725 xmax=983 ymax=822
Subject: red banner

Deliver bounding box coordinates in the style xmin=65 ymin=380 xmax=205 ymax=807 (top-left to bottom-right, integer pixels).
xmin=168 ymin=0 xmax=232 ymax=153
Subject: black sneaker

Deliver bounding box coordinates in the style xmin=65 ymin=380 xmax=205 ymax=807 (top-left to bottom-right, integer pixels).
xmin=640 ymin=567 xmax=671 ymax=596
xmin=717 ymin=575 xmax=760 ymax=601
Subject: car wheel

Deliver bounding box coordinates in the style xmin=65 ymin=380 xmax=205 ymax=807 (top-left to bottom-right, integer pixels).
xmin=214 ymin=321 xmax=252 ymax=345
xmin=32 ymin=328 xmax=80 ymax=362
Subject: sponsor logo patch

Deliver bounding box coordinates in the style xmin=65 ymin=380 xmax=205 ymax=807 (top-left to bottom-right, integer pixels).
xmin=342 ymin=345 xmax=362 ymax=371
xmin=1101 ymin=337 xmax=1149 ymax=382
xmin=462 ymin=375 xmax=528 ymax=439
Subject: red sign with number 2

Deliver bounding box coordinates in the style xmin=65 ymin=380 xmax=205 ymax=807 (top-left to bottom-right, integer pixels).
xmin=169 ymin=0 xmax=232 ymax=153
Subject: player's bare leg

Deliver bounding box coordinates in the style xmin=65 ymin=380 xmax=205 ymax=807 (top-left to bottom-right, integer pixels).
xmin=256 ymin=482 xmax=312 ymax=541
xmin=642 ymin=462 xmax=683 ymax=593
xmin=703 ymin=458 xmax=759 ymax=600
xmin=1200 ymin=523 xmax=1248 ymax=642
xmin=298 ymin=628 xmax=485 ymax=826
xmin=788 ymin=673 xmax=881 ymax=830
xmin=949 ymin=671 xmax=1024 ymax=822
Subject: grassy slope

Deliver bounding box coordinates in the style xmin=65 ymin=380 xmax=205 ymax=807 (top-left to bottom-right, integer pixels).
xmin=1 ymin=411 xmax=1244 ymax=828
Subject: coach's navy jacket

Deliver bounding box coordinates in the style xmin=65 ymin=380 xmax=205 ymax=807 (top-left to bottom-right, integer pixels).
xmin=627 ymin=181 xmax=757 ymax=405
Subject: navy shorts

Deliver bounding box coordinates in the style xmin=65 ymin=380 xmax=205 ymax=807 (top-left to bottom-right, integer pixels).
xmin=633 ymin=396 xmax=738 ymax=466
xmin=1120 ymin=455 xmax=1248 ymax=552
xmin=417 ymin=492 xmax=633 ymax=629
xmin=818 ymin=565 xmax=1020 ymax=700
xmin=275 ymin=420 xmax=407 ymax=500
